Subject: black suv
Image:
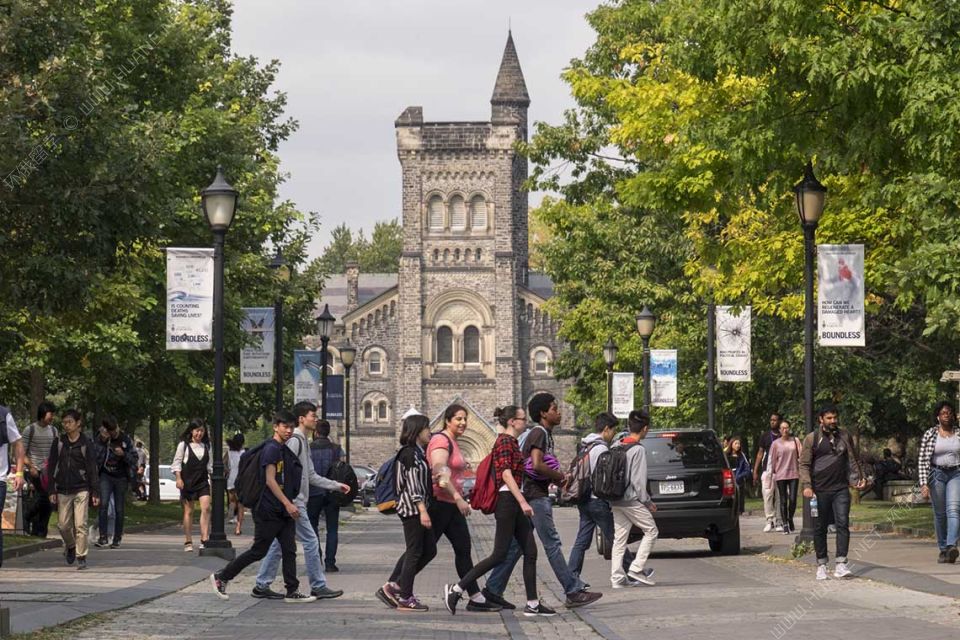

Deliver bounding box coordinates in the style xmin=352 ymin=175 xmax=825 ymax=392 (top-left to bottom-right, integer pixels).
xmin=596 ymin=428 xmax=740 ymax=556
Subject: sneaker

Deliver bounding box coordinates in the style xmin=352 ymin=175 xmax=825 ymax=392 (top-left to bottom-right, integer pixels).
xmin=564 ymin=590 xmax=602 ymax=609
xmin=774 ymin=525 xmax=784 ymax=532
xmin=77 ymin=556 xmax=87 ymax=571
xmin=627 ymin=568 xmax=656 ymax=585
xmin=284 ymin=591 xmax=317 ymax=604
xmin=833 ymin=562 xmax=852 ymax=579
xmin=65 ymin=546 xmax=76 ymax=566
xmin=251 ymin=586 xmax=285 ymax=600
xmin=311 ymin=587 xmax=344 ymax=600
xmin=816 ymin=565 xmax=829 ymax=581
xmin=381 ymin=582 xmax=401 ymax=607
xmin=376 ymin=587 xmax=398 ymax=609
xmin=210 ymin=573 xmax=229 ymax=600
xmin=442 ymin=584 xmax=462 ymax=615
xmin=465 ymin=599 xmax=502 ymax=612
xmin=199 ymin=541 xmax=206 ymax=551
xmin=184 ymin=542 xmax=193 ymax=553
xmin=481 ymin=588 xmax=515 ymax=610
xmin=939 ymin=550 xmax=949 ymax=564
xmin=109 ymin=539 xmax=121 ymax=549
xmin=523 ymin=602 xmax=557 ymax=617
xmin=94 ymin=537 xmax=108 ymax=548
xmin=948 ymin=546 xmax=959 ymax=564
xmin=828 ymin=524 xmax=837 ymax=533
xmin=783 ymin=527 xmax=792 ymax=535
xmin=397 ymin=595 xmax=429 ymax=612
xmin=612 ymin=577 xmax=642 ymax=588
xmin=325 ymin=564 xmax=340 ymax=573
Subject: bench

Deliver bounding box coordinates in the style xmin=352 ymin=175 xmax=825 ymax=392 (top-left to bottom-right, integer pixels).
xmin=883 ymin=479 xmax=922 ymax=503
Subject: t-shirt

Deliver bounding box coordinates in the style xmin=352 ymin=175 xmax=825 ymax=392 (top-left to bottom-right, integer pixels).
xmin=757 ymin=429 xmax=780 ymax=472
xmin=521 ymin=425 xmax=554 ymax=500
xmin=258 ymin=439 xmax=302 ymax=519
xmin=0 ymin=412 xmax=22 ymax=480
xmin=810 ymin=431 xmax=850 ymax=492
xmin=769 ymin=437 xmax=801 ymax=481
xmin=427 ymin=433 xmax=464 ymax=503
xmin=226 ymin=449 xmax=244 ymax=490
xmin=24 ymin=422 xmax=57 ymax=471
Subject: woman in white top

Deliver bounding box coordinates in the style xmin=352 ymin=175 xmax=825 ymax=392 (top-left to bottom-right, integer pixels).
xmin=224 ymin=432 xmax=245 ymax=536
xmin=919 ymin=401 xmax=960 ymax=563
xmin=171 ymin=419 xmax=213 ymax=552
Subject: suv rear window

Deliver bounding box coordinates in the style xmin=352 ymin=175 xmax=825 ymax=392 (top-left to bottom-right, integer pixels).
xmin=643 ymin=432 xmax=724 ymax=468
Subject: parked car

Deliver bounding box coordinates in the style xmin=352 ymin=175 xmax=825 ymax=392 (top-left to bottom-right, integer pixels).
xmin=352 ymin=464 xmax=377 ymax=507
xmin=596 ymin=428 xmax=740 ymax=556
xmin=461 ymin=476 xmax=476 ymax=501
xmin=144 ymin=465 xmax=180 ymax=501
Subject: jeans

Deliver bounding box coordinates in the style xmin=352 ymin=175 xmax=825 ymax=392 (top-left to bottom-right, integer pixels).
xmin=389 ymin=501 xmax=479 ymax=595
xmin=457 ymin=492 xmax=538 ymax=601
xmin=98 ymin=474 xmax=127 ymax=541
xmin=611 ymin=503 xmax=658 ymax=584
xmin=776 ymin=479 xmax=799 ymax=531
xmin=813 ymin=488 xmax=851 ymax=564
xmin=568 ymin=497 xmax=634 ymax=576
xmin=486 ymin=496 xmax=585 ymax=597
xmin=396 ymin=514 xmax=439 ymax=599
xmin=256 ymin=502 xmax=326 ymax=592
xmin=27 ymin=472 xmax=52 ymax=537
xmin=221 ymin=513 xmax=298 ymax=593
xmin=307 ymin=493 xmax=340 ymax=568
xmin=930 ymin=467 xmax=960 ymax=551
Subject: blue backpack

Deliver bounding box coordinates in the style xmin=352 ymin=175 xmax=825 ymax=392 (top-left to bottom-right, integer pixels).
xmin=374 ymin=453 xmax=399 ymax=514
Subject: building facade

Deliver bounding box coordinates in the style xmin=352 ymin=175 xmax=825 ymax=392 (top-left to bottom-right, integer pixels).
xmin=318 ymin=34 xmax=576 ymax=465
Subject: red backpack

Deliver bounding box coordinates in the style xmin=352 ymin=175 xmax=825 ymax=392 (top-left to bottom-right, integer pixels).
xmin=470 ymin=453 xmax=498 ymax=514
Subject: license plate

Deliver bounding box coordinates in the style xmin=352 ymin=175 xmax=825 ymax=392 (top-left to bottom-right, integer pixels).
xmin=659 ymin=481 xmax=684 ymax=495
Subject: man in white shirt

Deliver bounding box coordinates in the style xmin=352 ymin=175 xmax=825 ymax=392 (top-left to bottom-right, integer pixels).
xmin=0 ymin=404 xmax=26 ymax=567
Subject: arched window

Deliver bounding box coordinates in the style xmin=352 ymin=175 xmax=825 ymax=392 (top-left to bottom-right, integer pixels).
xmin=449 ymin=195 xmax=466 ymax=230
xmin=433 ymin=248 xmax=439 ymax=262
xmin=534 ymin=350 xmax=549 ymax=373
xmin=368 ymin=351 xmax=382 ymax=375
xmin=437 ymin=326 xmax=453 ymax=364
xmin=463 ymin=326 xmax=480 ymax=364
xmin=475 ymin=248 xmax=482 ymax=262
xmin=470 ymin=195 xmax=487 ymax=230
xmin=363 ymin=402 xmax=373 ymax=421
xmin=378 ymin=401 xmax=388 ymax=421
xmin=454 ymin=248 xmax=461 ymax=262
xmin=428 ymin=195 xmax=444 ymax=231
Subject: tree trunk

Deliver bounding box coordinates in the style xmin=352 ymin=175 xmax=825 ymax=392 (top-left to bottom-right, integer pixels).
xmin=148 ymin=414 xmax=160 ymax=505
xmin=28 ymin=368 xmax=44 ymax=413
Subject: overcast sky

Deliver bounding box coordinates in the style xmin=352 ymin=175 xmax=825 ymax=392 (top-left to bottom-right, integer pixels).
xmin=230 ymin=0 xmax=599 ymax=261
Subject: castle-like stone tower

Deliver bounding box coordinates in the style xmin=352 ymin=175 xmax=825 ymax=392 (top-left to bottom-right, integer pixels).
xmin=321 ymin=33 xmax=573 ymax=465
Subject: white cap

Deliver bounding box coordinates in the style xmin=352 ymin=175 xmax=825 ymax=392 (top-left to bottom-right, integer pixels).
xmin=400 ymin=405 xmax=423 ymax=420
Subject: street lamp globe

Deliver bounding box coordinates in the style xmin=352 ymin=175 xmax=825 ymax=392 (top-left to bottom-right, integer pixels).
xmin=268 ymin=249 xmax=290 ymax=282
xmin=636 ymin=306 xmax=657 ymax=339
xmin=201 ymin=166 xmax=238 ymax=232
xmin=316 ymin=304 xmax=335 ymax=340
xmin=602 ymin=338 xmax=618 ymax=368
xmin=339 ymin=343 xmax=357 ymax=369
xmin=794 ymin=161 xmax=826 ymax=227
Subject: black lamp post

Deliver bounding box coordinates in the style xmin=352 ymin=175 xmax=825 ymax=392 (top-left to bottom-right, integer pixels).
xmin=636 ymin=306 xmax=657 ymax=415
xmin=795 ymin=160 xmax=826 ymax=544
xmin=603 ymin=338 xmax=618 ymax=414
xmin=706 ymin=302 xmax=716 ymax=434
xmin=316 ymin=304 xmax=335 ymax=419
xmin=339 ymin=343 xmax=357 ymax=464
xmin=200 ymin=166 xmax=237 ymax=560
xmin=268 ymin=250 xmax=289 ymax=413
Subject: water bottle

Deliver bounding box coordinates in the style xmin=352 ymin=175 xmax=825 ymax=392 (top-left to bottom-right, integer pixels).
xmin=810 ymin=495 xmax=819 ymax=518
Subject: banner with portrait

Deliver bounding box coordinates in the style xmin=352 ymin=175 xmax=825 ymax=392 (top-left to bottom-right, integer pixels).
xmin=818 ymin=244 xmax=865 ymax=347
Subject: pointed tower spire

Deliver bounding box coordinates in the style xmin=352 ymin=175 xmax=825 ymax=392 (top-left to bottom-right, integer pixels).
xmin=491 ymin=31 xmax=530 ymax=129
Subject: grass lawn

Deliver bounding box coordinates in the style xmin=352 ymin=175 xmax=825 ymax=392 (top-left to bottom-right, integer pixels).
xmin=744 ymin=496 xmax=934 ymax=534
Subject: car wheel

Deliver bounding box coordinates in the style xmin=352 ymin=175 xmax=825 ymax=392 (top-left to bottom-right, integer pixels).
xmin=710 ymin=527 xmax=741 ymax=555
xmin=596 ymin=528 xmax=612 ymax=560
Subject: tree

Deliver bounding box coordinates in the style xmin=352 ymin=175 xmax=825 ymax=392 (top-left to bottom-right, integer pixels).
xmin=318 ymin=219 xmax=402 ymax=275
xmin=524 ymin=0 xmax=960 ymax=443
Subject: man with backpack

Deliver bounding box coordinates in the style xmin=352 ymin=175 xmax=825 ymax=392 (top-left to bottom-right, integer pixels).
xmin=22 ymin=402 xmax=58 ymax=537
xmin=0 ymin=404 xmax=26 ymax=568
xmin=211 ymin=411 xmax=318 ymax=603
xmin=252 ymin=402 xmax=349 ymax=600
xmin=482 ymin=393 xmax=602 ymax=609
xmin=46 ymin=409 xmax=99 ymax=570
xmin=94 ymin=416 xmax=137 ymax=549
xmin=604 ymin=410 xmax=658 ymax=587
xmin=308 ymin=419 xmax=344 ymax=573
xmin=566 ymin=412 xmax=633 ymax=579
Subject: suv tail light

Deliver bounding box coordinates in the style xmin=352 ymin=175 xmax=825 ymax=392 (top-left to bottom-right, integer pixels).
xmin=722 ymin=468 xmax=735 ymax=497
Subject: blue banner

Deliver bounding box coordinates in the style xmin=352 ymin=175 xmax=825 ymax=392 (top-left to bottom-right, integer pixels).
xmin=325 ymin=375 xmax=344 ymax=420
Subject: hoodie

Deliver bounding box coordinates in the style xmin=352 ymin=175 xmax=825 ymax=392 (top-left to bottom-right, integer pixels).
xmin=288 ymin=429 xmax=342 ymax=507
xmin=610 ymin=438 xmax=652 ymax=506
xmin=580 ymin=433 xmax=610 ymax=500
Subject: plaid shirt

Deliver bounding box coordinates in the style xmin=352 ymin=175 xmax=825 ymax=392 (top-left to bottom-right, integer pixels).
xmin=492 ymin=433 xmax=523 ymax=490
xmin=918 ymin=425 xmax=955 ymax=486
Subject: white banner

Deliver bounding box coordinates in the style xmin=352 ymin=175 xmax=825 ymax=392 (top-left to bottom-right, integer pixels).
xmin=611 ymin=372 xmax=635 ymax=419
xmin=294 ymin=350 xmax=322 ymax=404
xmin=717 ymin=305 xmax=751 ymax=382
xmin=650 ymin=349 xmax=678 ymax=407
xmin=165 ymin=248 xmax=214 ymax=350
xmin=818 ymin=244 xmax=865 ymax=347
xmin=241 ymin=307 xmax=275 ymax=384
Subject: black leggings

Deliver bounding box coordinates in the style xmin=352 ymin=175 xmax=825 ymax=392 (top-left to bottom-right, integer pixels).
xmin=389 ymin=501 xmax=479 ymax=595
xmin=396 ymin=515 xmax=438 ymax=599
xmin=777 ymin=479 xmax=799 ymax=530
xmin=457 ymin=492 xmax=538 ymax=601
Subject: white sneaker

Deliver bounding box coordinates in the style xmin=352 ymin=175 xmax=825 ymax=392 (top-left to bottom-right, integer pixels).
xmin=611 ymin=578 xmax=642 ymax=589
xmin=833 ymin=562 xmax=852 ymax=579
xmin=774 ymin=525 xmax=784 ymax=532
xmin=816 ymin=565 xmax=829 ymax=581
xmin=763 ymin=522 xmax=773 ymax=533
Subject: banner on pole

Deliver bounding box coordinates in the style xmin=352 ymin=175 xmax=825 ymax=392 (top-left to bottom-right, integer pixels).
xmin=294 ymin=350 xmax=322 ymax=404
xmin=818 ymin=244 xmax=865 ymax=347
xmin=325 ymin=375 xmax=344 ymax=420
xmin=611 ymin=372 xmax=635 ymax=419
xmin=650 ymin=349 xmax=678 ymax=408
xmin=165 ymin=248 xmax=214 ymax=351
xmin=716 ymin=305 xmax=752 ymax=382
xmin=241 ymin=307 xmax=275 ymax=384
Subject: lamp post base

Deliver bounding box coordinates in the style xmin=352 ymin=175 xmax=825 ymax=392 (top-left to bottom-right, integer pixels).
xmin=199 ymin=538 xmax=236 ymax=560
xmin=794 ymin=497 xmax=815 ymax=545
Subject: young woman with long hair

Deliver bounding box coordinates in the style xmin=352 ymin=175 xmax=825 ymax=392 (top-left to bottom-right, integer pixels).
xmin=225 ymin=432 xmax=245 ymax=536
xmin=172 ymin=419 xmax=212 ymax=552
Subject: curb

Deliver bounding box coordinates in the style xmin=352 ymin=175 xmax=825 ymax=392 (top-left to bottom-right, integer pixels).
xmin=3 ymin=521 xmax=179 ymax=561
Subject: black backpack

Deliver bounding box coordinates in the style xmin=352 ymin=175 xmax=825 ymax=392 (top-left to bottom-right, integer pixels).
xmin=235 ymin=439 xmax=270 ymax=509
xmin=326 ymin=460 xmax=358 ymax=507
xmin=591 ymin=443 xmax=636 ymax=500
